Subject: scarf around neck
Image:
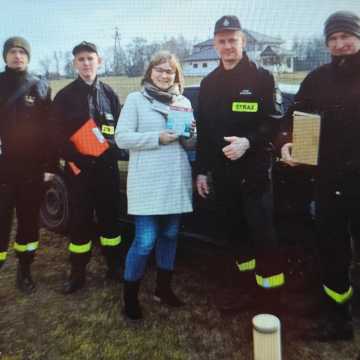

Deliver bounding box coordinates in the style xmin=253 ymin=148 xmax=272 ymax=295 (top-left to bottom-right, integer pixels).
xmin=143 ymin=81 xmax=180 ymax=104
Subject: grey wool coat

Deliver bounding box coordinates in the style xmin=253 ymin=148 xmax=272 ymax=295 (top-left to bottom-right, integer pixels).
xmin=115 ymin=90 xmax=193 ymax=215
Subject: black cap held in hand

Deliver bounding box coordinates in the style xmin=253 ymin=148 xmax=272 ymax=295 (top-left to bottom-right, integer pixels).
xmin=324 ymin=11 xmax=360 ymax=42
xmin=3 ymin=36 xmax=31 ymax=61
xmin=72 ymin=41 xmax=98 ymax=56
xmin=214 ymin=15 xmax=241 ymax=35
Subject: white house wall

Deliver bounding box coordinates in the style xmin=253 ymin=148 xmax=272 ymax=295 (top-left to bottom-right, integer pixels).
xmin=261 ymin=58 xmax=294 ymax=73
xmin=183 ymin=60 xmax=219 ymax=76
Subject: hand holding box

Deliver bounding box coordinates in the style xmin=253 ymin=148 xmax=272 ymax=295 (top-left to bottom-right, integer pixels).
xmin=292 ymin=111 xmax=321 ymax=166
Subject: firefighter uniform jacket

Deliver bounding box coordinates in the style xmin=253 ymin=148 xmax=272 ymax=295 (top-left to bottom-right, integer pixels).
xmin=196 ymin=53 xmax=281 ymax=190
xmin=280 ymin=50 xmax=360 ymax=188
xmin=0 ymin=66 xmax=52 ymax=180
xmin=52 ymin=76 xmax=122 ymax=168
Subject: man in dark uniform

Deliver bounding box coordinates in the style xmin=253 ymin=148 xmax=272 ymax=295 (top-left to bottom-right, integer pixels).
xmin=52 ymin=41 xmax=123 ymax=294
xmin=196 ymin=16 xmax=284 ymax=313
xmin=0 ymin=37 xmax=53 ymax=293
xmin=280 ymin=11 xmax=360 ymax=341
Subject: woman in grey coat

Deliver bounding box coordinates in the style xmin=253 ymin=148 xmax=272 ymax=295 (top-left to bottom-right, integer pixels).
xmin=115 ymin=51 xmax=193 ymax=320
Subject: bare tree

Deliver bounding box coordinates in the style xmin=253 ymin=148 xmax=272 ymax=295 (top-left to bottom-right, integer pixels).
xmin=162 ymin=35 xmax=193 ymax=61
xmin=53 ymin=51 xmax=62 ymax=79
xmin=63 ymin=51 xmax=76 ymax=78
xmin=112 ymin=28 xmax=126 ymax=75
xmin=39 ymin=57 xmax=52 ymax=79
xmin=292 ymin=36 xmax=330 ymax=71
xmin=125 ymin=37 xmax=149 ymax=77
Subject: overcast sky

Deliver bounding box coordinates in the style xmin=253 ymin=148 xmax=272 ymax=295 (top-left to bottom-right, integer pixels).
xmin=1 ymin=0 xmax=359 ymax=72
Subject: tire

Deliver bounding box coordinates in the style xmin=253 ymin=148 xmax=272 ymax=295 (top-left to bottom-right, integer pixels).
xmin=40 ymin=173 xmax=71 ymax=234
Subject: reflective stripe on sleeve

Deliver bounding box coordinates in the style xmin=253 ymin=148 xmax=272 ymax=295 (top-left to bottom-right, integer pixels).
xmin=236 ymin=258 xmax=256 ymax=272
xmin=323 ymin=285 xmax=353 ymax=304
xmin=68 ymin=241 xmax=92 ymax=254
xmin=256 ymin=273 xmax=285 ymax=289
xmin=100 ymin=235 xmax=122 ymax=247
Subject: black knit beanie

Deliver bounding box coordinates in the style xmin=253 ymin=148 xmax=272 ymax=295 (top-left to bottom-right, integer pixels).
xmin=324 ymin=11 xmax=360 ymax=43
xmin=3 ymin=37 xmax=31 ymax=61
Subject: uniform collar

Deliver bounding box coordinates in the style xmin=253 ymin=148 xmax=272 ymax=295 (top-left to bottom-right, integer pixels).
xmin=331 ymin=50 xmax=360 ymax=76
xmin=76 ymin=76 xmax=100 ymax=91
xmin=219 ymin=52 xmax=250 ymax=74
xmin=4 ymin=66 xmax=28 ymax=82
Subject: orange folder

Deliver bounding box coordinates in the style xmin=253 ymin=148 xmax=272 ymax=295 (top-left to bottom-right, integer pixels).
xmin=70 ymin=118 xmax=109 ymax=156
xmin=68 ymin=118 xmax=109 ymax=174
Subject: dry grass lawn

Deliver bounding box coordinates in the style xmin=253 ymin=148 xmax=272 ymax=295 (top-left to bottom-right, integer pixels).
xmin=50 ymin=76 xmax=204 ymax=103
xmin=0 ymin=225 xmax=359 ymax=360
xmin=50 ymin=73 xmax=303 ymax=102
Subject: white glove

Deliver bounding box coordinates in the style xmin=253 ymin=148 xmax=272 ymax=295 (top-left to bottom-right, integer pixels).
xmin=222 ymin=137 xmax=250 ymax=160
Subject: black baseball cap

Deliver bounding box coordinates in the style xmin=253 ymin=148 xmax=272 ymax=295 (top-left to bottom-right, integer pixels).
xmin=214 ymin=15 xmax=241 ymax=35
xmin=72 ymin=41 xmax=98 ymax=56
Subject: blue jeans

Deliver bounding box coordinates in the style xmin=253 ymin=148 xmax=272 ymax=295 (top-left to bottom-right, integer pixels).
xmin=124 ymin=214 xmax=181 ymax=281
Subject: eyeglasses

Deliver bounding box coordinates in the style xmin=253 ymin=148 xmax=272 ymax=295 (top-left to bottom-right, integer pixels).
xmin=153 ymin=67 xmax=176 ymax=75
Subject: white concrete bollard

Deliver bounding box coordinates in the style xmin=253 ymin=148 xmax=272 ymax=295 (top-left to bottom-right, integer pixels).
xmin=252 ymin=314 xmax=282 ymax=360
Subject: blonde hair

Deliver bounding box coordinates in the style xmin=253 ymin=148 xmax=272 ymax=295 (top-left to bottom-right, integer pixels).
xmin=142 ymin=51 xmax=184 ymax=93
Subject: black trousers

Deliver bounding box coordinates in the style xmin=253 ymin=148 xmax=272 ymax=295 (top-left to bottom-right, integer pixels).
xmin=316 ymin=182 xmax=360 ymax=294
xmin=0 ymin=175 xmax=44 ymax=264
xmin=213 ymin=166 xmax=281 ymax=278
xmin=66 ymin=160 xmax=122 ymax=266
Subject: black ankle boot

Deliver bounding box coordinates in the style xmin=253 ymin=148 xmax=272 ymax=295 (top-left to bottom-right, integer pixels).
xmin=123 ymin=280 xmax=143 ymax=320
xmin=16 ymin=262 xmax=36 ymax=294
xmin=303 ymin=302 xmax=354 ymax=342
xmin=63 ymin=265 xmax=86 ymax=294
xmin=154 ymin=268 xmax=184 ymax=307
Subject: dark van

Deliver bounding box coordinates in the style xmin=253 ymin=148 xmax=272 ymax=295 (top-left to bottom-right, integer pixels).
xmin=40 ymin=83 xmax=315 ymax=247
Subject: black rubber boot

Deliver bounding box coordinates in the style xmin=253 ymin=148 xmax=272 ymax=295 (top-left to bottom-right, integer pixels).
xmin=123 ymin=280 xmax=143 ymax=320
xmin=63 ymin=264 xmax=86 ymax=294
xmin=104 ymin=250 xmax=122 ymax=282
xmin=303 ymin=300 xmax=354 ymax=342
xmin=16 ymin=261 xmax=36 ymax=294
xmin=154 ymin=268 xmax=184 ymax=307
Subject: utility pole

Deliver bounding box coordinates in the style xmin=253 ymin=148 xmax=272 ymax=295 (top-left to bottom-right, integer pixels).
xmin=113 ymin=27 xmax=121 ymax=75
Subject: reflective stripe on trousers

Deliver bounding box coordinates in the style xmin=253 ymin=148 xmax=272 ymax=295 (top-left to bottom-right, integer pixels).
xmin=100 ymin=235 xmax=122 ymax=247
xmin=68 ymin=241 xmax=92 ymax=254
xmin=236 ymin=258 xmax=256 ymax=272
xmin=13 ymin=241 xmax=39 ymax=252
xmin=256 ymin=272 xmax=285 ymax=289
xmin=323 ymin=285 xmax=353 ymax=304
